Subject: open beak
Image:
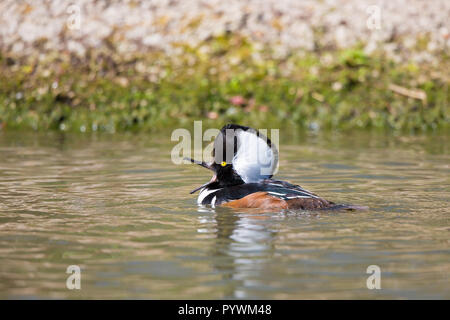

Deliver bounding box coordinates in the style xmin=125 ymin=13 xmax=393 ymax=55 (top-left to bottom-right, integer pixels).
xmin=184 ymin=157 xmax=217 ymax=194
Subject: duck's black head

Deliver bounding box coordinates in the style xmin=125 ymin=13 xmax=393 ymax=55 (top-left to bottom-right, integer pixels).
xmin=186 ymin=124 xmax=278 ymax=193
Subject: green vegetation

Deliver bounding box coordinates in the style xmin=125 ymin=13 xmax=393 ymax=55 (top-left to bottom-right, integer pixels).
xmin=0 ymin=35 xmax=448 ymax=132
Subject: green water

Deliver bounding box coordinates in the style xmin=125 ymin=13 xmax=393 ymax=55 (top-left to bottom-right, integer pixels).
xmin=0 ymin=130 xmax=448 ymax=299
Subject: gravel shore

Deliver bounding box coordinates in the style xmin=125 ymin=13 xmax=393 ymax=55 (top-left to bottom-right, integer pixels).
xmin=1 ymin=0 xmax=448 ymax=61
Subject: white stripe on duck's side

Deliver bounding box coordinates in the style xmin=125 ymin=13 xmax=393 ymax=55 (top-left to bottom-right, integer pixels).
xmin=211 ymin=196 xmax=217 ymax=208
xmin=197 ymin=188 xmax=220 ymax=205
xmin=267 ymin=191 xmax=286 ymax=196
xmin=265 ymin=181 xmax=320 ymax=199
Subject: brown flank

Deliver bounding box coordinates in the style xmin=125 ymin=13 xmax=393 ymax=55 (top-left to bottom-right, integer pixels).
xmin=222 ymin=192 xmax=288 ymax=209
xmin=222 ymin=192 xmax=334 ymax=210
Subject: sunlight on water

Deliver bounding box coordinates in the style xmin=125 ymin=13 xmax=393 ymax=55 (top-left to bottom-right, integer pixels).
xmin=0 ymin=130 xmax=448 ymax=299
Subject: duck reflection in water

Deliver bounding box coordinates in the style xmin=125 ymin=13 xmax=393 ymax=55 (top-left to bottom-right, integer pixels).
xmin=198 ymin=206 xmax=279 ymax=299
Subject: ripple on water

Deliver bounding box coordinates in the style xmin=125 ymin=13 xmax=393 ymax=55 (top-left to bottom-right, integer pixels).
xmin=0 ymin=131 xmax=448 ymax=299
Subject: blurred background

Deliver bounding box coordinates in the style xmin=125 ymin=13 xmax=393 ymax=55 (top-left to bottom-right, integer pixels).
xmin=0 ymin=0 xmax=448 ymax=132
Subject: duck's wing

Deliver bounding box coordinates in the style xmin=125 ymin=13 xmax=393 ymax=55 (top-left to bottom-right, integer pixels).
xmin=259 ymin=179 xmax=323 ymax=200
xmin=261 ymin=180 xmax=368 ymax=210
xmin=204 ymin=180 xmax=364 ymax=210
xmin=258 ymin=179 xmax=335 ymax=210
xmin=209 ymin=180 xmax=333 ymax=209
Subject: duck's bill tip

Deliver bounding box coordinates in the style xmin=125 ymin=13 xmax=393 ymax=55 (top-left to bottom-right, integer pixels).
xmin=183 ymin=157 xmax=195 ymax=163
xmin=183 ymin=157 xmax=213 ymax=170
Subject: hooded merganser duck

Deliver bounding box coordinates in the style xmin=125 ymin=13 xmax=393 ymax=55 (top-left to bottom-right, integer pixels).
xmin=186 ymin=124 xmax=365 ymax=211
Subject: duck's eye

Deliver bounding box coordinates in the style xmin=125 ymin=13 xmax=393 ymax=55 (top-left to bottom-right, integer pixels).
xmin=221 ymin=161 xmax=227 ymax=167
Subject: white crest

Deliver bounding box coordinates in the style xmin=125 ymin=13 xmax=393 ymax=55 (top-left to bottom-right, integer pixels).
xmin=232 ymin=129 xmax=278 ymax=183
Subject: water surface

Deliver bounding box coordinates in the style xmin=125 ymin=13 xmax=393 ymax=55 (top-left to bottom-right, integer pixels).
xmin=0 ymin=130 xmax=448 ymax=299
